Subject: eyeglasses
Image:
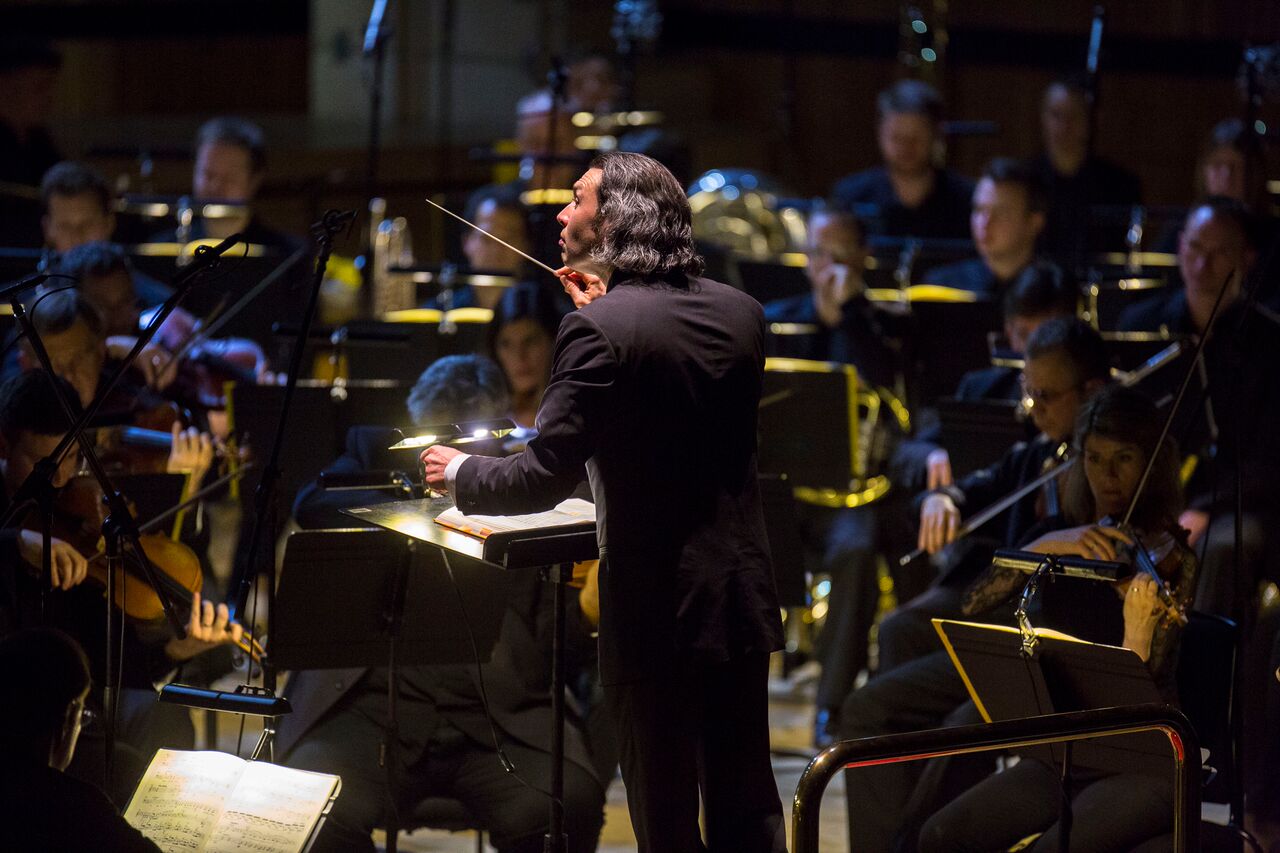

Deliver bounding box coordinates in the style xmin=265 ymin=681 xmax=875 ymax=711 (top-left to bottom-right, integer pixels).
xmin=71 ymin=703 xmax=96 ymax=729
xmin=1019 ymin=377 xmax=1082 ymax=409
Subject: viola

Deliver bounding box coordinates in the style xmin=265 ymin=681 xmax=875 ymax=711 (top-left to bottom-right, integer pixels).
xmin=27 ymin=476 xmax=265 ymax=663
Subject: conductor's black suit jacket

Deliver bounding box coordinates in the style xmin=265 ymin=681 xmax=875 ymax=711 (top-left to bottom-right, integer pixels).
xmin=454 ymin=274 xmax=785 ymax=685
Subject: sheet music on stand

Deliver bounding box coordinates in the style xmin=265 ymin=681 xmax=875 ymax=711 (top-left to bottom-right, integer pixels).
xmin=124 ymin=748 xmax=340 ymax=853
xmin=342 ymin=495 xmax=599 ymax=568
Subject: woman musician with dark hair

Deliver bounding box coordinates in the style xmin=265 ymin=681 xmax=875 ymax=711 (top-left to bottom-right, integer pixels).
xmin=920 ymin=384 xmax=1198 ymax=853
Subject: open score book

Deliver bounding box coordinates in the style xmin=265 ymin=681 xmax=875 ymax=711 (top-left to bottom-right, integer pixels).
xmin=434 ymin=497 xmax=596 ymax=539
xmin=123 ymin=749 xmax=341 ymax=853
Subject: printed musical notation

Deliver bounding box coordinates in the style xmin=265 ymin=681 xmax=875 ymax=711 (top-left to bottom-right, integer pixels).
xmin=123 ymin=749 xmax=340 ymax=853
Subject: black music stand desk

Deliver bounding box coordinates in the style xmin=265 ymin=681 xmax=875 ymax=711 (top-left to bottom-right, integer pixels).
xmin=933 ymin=618 xmax=1174 ymax=774
xmin=341 ymin=495 xmax=599 ymax=853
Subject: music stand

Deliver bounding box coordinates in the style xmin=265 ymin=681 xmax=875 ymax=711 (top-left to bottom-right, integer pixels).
xmin=273 ymin=528 xmax=511 ymax=853
xmin=906 ymin=297 xmax=1002 ymax=408
xmin=341 ymin=495 xmax=598 ymax=853
xmin=935 ymin=398 xmax=1031 ymax=478
xmin=934 ymin=617 xmax=1178 ymax=848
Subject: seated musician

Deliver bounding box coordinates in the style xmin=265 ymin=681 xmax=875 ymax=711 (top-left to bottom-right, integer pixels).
xmin=921 ymin=157 xmax=1064 ymax=298
xmin=837 ymin=318 xmax=1111 ymax=853
xmin=565 ymin=50 xmax=620 ymax=114
xmin=0 ymin=628 xmax=161 ymax=852
xmin=151 ymin=116 xmax=300 ymax=251
xmin=487 ymin=282 xmax=565 ymax=430
xmin=1117 ymin=197 xmax=1280 ymax=624
xmin=761 ymin=206 xmax=900 ymax=389
xmin=918 ymin=384 xmax=1195 ymax=853
xmin=39 ymin=162 xmax=120 ymax=257
xmin=40 ymin=163 xmax=200 ymax=330
xmin=466 ymin=89 xmax=585 ymax=263
xmin=283 ymin=353 xmax=605 ymax=853
xmin=760 ymin=207 xmax=911 ymax=747
xmin=443 ymin=197 xmax=538 ymax=311
xmin=897 ymin=265 xmax=1078 ymax=494
xmin=831 ymin=79 xmax=973 ymax=241
xmin=55 ymin=241 xmax=269 ymax=390
xmin=1029 ymin=76 xmax=1142 ymax=267
xmin=0 ymin=371 xmax=242 ymax=804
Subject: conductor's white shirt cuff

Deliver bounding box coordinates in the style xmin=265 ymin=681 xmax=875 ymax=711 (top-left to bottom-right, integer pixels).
xmin=444 ymin=452 xmax=470 ymax=495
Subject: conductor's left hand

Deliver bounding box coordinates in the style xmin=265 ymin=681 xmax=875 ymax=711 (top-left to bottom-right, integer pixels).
xmin=421 ymin=444 xmax=463 ymax=492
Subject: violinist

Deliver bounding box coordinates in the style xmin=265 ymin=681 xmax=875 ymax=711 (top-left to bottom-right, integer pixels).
xmin=881 ymin=317 xmax=1111 ymax=674
xmin=12 ymin=286 xmax=173 ymax=408
xmin=837 ymin=317 xmax=1110 ymax=853
xmin=55 ymin=241 xmax=270 ymax=419
xmin=0 ymin=371 xmax=242 ymax=804
xmin=895 ymin=266 xmax=1078 ymax=496
xmin=487 ymin=282 xmax=565 ymax=430
xmin=917 ymin=384 xmax=1195 ymax=853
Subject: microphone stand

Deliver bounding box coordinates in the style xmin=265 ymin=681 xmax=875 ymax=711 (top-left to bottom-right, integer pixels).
xmin=229 ymin=210 xmax=355 ymax=757
xmin=361 ymin=0 xmax=392 ymax=320
xmin=1 ymin=234 xmax=240 ymax=793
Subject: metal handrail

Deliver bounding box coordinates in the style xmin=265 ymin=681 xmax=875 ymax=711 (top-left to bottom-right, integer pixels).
xmin=791 ymin=703 xmax=1199 ymax=853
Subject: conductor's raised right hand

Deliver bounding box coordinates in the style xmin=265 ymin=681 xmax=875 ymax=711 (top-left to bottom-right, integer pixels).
xmin=918 ymin=493 xmax=960 ymax=555
xmin=555 ymin=266 xmax=606 ymax=309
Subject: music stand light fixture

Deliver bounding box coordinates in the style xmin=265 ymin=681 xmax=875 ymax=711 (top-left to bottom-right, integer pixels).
xmin=386 ymin=418 xmax=517 ymax=450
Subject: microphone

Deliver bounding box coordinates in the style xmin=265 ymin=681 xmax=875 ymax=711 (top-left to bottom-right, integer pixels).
xmin=0 ymin=271 xmax=52 ymax=301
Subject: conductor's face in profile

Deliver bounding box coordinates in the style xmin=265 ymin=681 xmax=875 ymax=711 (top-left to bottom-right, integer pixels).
xmin=556 ymin=168 xmax=603 ymax=270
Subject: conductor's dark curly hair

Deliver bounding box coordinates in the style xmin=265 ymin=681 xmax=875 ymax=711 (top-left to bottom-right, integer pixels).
xmin=588 ymin=151 xmax=704 ymax=278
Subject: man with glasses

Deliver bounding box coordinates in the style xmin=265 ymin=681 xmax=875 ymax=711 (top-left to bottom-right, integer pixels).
xmin=0 ymin=628 xmax=161 ymax=851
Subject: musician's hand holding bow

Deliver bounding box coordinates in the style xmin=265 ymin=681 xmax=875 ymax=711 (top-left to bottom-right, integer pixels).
xmin=918 ymin=493 xmax=961 ymax=555
xmin=421 ymin=445 xmax=463 ymax=493
xmin=556 ymin=266 xmax=606 ymax=309
xmin=1024 ymin=523 xmax=1133 ymax=562
xmin=108 ymin=338 xmax=179 ymax=391
xmin=165 ymin=591 xmax=244 ymax=662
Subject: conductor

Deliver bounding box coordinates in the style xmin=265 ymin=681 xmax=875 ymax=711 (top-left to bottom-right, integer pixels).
xmin=422 ymin=151 xmax=787 ymax=853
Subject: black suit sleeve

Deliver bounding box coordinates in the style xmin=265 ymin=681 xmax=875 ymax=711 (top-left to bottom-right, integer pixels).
xmin=455 ymin=310 xmax=613 ymax=515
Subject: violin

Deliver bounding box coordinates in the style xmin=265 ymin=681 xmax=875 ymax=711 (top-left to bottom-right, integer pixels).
xmin=26 ymin=475 xmax=265 ymax=663
xmin=1100 ymin=518 xmax=1190 ymax=626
